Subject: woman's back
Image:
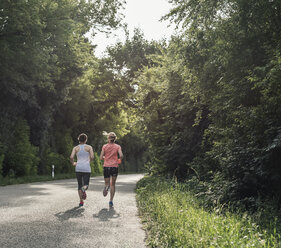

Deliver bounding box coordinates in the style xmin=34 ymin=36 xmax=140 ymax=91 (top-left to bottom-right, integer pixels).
xmin=102 ymin=143 xmax=120 ymax=167
xmin=76 ymin=144 xmax=91 ymax=172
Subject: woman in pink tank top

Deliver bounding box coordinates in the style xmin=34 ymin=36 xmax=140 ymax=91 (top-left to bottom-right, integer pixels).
xmin=100 ymin=132 xmax=123 ymax=208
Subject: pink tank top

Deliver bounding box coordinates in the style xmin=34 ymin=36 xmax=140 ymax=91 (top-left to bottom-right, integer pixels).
xmin=102 ymin=143 xmax=121 ymax=167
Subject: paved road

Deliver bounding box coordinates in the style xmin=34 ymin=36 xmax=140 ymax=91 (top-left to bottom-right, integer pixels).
xmin=0 ymin=174 xmax=146 ymax=248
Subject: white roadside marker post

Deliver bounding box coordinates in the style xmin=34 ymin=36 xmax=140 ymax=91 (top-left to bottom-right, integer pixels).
xmin=52 ymin=164 xmax=55 ymax=179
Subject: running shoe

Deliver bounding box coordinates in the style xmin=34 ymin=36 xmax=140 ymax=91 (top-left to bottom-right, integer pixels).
xmin=109 ymin=201 xmax=113 ymax=208
xmin=103 ymin=186 xmax=110 ymax=197
xmin=79 ymin=201 xmax=84 ymax=207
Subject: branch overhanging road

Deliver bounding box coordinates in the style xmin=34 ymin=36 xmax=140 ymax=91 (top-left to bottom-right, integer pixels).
xmin=0 ymin=174 xmax=146 ymax=248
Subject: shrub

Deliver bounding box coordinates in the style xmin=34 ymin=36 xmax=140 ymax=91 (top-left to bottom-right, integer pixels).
xmin=91 ymin=152 xmax=103 ymax=175
xmin=4 ymin=119 xmax=39 ymax=177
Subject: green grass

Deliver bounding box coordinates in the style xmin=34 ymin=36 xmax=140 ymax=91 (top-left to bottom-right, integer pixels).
xmin=0 ymin=171 xmax=105 ymax=186
xmin=0 ymin=173 xmax=77 ymax=186
xmin=0 ymin=170 xmax=138 ymax=186
xmin=136 ymin=176 xmax=281 ymax=248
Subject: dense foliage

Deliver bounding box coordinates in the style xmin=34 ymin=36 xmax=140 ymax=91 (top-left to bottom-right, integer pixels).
xmin=0 ymin=0 xmax=129 ymax=178
xmin=1 ymin=0 xmax=281 ymax=209
xmin=131 ymin=0 xmax=281 ymax=205
xmin=99 ymin=0 xmax=281 ymax=207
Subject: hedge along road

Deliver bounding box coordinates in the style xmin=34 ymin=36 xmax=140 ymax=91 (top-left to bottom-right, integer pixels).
xmin=0 ymin=174 xmax=146 ymax=248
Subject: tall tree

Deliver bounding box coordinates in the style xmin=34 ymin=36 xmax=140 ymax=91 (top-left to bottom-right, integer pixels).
xmin=0 ymin=0 xmax=125 ymax=176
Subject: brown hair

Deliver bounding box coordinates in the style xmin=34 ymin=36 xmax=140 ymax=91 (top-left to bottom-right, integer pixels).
xmin=78 ymin=133 xmax=88 ymax=143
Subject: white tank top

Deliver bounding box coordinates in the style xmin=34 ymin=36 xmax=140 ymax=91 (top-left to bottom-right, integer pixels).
xmin=75 ymin=145 xmax=91 ymax=173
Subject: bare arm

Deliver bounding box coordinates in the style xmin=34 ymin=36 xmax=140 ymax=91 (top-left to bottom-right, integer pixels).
xmin=70 ymin=147 xmax=77 ymax=166
xmin=118 ymin=147 xmax=123 ymax=159
xmin=100 ymin=149 xmax=104 ymax=160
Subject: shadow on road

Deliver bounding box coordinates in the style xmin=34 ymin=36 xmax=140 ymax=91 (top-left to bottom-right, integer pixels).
xmin=55 ymin=206 xmax=85 ymax=221
xmin=0 ymin=185 xmax=50 ymax=208
xmin=50 ymin=175 xmax=144 ymax=194
xmin=93 ymin=208 xmax=120 ymax=222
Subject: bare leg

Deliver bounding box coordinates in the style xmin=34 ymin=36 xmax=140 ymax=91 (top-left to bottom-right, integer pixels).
xmin=104 ymin=177 xmax=110 ymax=189
xmin=78 ymin=190 xmax=83 ymax=202
xmin=110 ymin=176 xmax=117 ymax=202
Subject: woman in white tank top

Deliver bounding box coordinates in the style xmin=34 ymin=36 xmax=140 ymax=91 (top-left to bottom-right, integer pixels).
xmin=70 ymin=133 xmax=94 ymax=207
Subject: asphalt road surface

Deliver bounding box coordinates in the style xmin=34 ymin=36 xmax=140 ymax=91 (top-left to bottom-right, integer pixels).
xmin=0 ymin=174 xmax=146 ymax=248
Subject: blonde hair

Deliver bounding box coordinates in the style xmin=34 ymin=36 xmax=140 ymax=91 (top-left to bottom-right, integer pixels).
xmin=108 ymin=132 xmax=117 ymax=142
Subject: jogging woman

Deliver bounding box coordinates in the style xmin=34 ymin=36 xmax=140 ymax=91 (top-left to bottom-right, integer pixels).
xmin=100 ymin=132 xmax=123 ymax=208
xmin=70 ymin=133 xmax=94 ymax=207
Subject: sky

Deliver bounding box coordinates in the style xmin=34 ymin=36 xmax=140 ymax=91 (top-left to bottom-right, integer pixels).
xmin=90 ymin=0 xmax=176 ymax=57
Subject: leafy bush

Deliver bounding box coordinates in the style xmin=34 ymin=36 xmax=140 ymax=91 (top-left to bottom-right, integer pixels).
xmin=41 ymin=148 xmax=68 ymax=175
xmin=3 ymin=119 xmax=39 ymax=177
xmin=91 ymin=152 xmax=103 ymax=175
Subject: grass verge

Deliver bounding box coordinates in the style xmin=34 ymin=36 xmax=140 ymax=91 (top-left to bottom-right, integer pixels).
xmin=0 ymin=172 xmax=102 ymax=186
xmin=0 ymin=173 xmax=77 ymax=186
xmin=136 ymin=176 xmax=281 ymax=248
xmin=0 ymin=171 xmax=136 ymax=186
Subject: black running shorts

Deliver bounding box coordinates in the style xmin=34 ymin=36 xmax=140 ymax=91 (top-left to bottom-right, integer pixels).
xmin=103 ymin=167 xmax=118 ymax=178
xmin=76 ymin=172 xmax=91 ymax=190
